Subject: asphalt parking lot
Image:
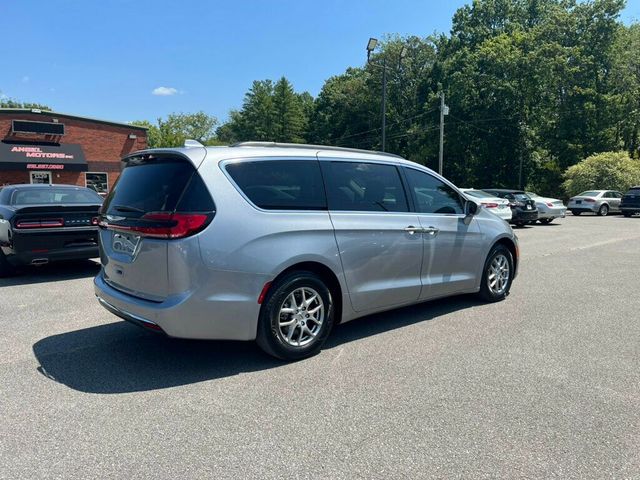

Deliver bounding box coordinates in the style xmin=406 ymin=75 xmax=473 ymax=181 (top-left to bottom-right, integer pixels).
xmin=1 ymin=215 xmax=639 ymax=479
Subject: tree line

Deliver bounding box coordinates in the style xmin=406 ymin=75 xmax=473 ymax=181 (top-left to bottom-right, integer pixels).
xmin=137 ymin=0 xmax=639 ymax=195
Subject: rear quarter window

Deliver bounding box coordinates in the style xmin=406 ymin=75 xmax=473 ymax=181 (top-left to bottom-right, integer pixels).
xmin=225 ymin=160 xmax=326 ymax=210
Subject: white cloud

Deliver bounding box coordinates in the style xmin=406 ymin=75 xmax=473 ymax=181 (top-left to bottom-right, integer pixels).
xmin=22 ymin=75 xmax=30 ymax=83
xmin=152 ymin=86 xmax=178 ymax=96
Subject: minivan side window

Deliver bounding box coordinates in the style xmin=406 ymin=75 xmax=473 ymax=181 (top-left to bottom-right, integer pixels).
xmin=404 ymin=168 xmax=464 ymax=214
xmin=226 ymin=160 xmax=326 ymax=210
xmin=323 ymin=161 xmax=409 ymax=212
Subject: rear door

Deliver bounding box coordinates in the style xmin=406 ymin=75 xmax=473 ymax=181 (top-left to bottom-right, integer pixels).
xmin=320 ymin=159 xmax=423 ymax=313
xmin=606 ymin=191 xmax=623 ymax=211
xmin=403 ymin=167 xmax=484 ymax=300
xmin=99 ymin=153 xmax=212 ymax=302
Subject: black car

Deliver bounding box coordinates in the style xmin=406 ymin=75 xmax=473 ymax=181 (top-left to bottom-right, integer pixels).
xmin=620 ymin=186 xmax=640 ymax=217
xmin=0 ymin=184 xmax=103 ymax=276
xmin=482 ymin=189 xmax=539 ymax=226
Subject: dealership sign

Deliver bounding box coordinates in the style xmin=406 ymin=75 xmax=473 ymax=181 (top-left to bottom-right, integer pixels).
xmin=0 ymin=142 xmax=87 ymax=171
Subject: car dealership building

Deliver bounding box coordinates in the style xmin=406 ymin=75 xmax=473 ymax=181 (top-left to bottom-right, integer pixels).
xmin=0 ymin=108 xmax=147 ymax=193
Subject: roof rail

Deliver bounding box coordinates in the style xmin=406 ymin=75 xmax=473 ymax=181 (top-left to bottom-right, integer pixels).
xmin=229 ymin=141 xmax=403 ymax=159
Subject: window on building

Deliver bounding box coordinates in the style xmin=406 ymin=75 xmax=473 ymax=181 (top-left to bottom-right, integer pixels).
xmin=85 ymin=172 xmax=108 ymax=195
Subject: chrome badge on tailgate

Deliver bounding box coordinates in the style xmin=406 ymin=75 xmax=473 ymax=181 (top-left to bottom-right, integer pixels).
xmin=112 ymin=231 xmax=140 ymax=256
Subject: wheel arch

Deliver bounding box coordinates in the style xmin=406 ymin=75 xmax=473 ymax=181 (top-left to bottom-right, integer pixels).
xmin=491 ymin=236 xmax=519 ymax=277
xmin=265 ymin=261 xmax=344 ymax=324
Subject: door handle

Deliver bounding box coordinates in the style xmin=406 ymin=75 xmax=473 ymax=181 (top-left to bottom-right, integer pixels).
xmin=423 ymin=226 xmax=439 ymax=236
xmin=404 ymin=226 xmax=421 ymax=234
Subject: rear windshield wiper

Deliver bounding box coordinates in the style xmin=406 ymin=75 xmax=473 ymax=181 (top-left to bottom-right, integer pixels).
xmin=112 ymin=205 xmax=146 ymax=214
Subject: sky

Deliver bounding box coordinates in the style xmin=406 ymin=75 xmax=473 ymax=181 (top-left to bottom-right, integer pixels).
xmin=1 ymin=0 xmax=639 ymax=125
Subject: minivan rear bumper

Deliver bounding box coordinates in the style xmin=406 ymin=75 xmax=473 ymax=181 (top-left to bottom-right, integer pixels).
xmin=94 ymin=270 xmax=266 ymax=341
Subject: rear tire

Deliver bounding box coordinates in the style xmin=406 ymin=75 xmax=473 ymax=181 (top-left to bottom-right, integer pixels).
xmin=571 ymin=210 xmax=581 ymax=216
xmin=623 ymin=212 xmax=632 ymax=217
xmin=478 ymin=245 xmax=514 ymax=302
xmin=0 ymin=250 xmax=16 ymax=278
xmin=539 ymin=218 xmax=552 ymax=224
xmin=256 ymin=271 xmax=334 ymax=361
xmin=597 ymin=204 xmax=609 ymax=216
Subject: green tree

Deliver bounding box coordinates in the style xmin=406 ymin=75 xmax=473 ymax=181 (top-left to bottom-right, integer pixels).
xmin=562 ymin=151 xmax=640 ymax=196
xmin=0 ymin=98 xmax=52 ymax=110
xmin=131 ymin=112 xmax=218 ymax=148
xmin=272 ymin=77 xmax=306 ymax=142
xmin=216 ymin=77 xmax=312 ymax=143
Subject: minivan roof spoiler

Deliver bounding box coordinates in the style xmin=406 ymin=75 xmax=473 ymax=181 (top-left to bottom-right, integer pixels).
xmin=230 ymin=141 xmax=403 ymax=159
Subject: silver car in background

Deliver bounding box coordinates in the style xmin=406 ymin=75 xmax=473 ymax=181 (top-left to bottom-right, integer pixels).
xmin=461 ymin=189 xmax=512 ymax=221
xmin=567 ymin=190 xmax=624 ymax=216
xmin=94 ymin=142 xmax=519 ymax=360
xmin=526 ymin=192 xmax=567 ymax=224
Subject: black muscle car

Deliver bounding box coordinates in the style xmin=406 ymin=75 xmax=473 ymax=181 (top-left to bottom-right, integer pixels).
xmin=0 ymin=184 xmax=103 ymax=276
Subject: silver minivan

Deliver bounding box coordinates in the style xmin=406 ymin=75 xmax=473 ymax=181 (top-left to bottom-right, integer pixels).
xmin=94 ymin=142 xmax=518 ymax=360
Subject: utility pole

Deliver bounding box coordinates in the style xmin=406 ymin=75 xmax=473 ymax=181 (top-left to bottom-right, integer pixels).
xmin=381 ymin=57 xmax=387 ymax=152
xmin=438 ymin=92 xmax=448 ymax=175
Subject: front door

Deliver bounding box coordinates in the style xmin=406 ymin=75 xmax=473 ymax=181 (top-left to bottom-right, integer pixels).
xmin=403 ymin=167 xmax=484 ymax=300
xmin=30 ymin=171 xmax=52 ymax=184
xmin=320 ymin=159 xmax=423 ymax=313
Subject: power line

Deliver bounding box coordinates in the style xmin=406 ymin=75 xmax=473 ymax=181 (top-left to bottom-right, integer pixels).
xmin=332 ymin=106 xmax=439 ymax=145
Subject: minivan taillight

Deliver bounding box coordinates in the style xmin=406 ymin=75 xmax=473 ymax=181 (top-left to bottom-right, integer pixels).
xmin=100 ymin=212 xmax=210 ymax=239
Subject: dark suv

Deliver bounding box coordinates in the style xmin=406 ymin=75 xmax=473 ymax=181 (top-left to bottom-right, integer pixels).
xmin=483 ymin=189 xmax=539 ymax=227
xmin=620 ymin=186 xmax=640 ymax=217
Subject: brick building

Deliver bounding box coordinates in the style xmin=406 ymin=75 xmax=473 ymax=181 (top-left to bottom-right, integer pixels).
xmin=0 ymin=108 xmax=147 ymax=193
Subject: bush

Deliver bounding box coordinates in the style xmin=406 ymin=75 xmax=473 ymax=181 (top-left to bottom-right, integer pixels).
xmin=562 ymin=151 xmax=640 ymax=197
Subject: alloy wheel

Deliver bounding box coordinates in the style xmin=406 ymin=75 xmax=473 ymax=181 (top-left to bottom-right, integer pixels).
xmin=277 ymin=287 xmax=325 ymax=347
xmin=488 ymin=254 xmax=510 ymax=296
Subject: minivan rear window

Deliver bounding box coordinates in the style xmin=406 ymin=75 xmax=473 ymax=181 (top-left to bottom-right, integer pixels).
xmin=102 ymin=156 xmax=210 ymax=216
xmin=226 ymin=160 xmax=326 ymax=210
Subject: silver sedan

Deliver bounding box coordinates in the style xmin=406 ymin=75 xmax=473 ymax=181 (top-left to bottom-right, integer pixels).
xmin=567 ymin=190 xmax=624 ymax=216
xmin=526 ymin=192 xmax=567 ymax=224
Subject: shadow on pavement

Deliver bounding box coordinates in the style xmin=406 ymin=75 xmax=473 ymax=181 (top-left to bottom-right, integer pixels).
xmin=32 ymin=294 xmax=482 ymax=394
xmin=0 ymin=260 xmax=100 ymax=287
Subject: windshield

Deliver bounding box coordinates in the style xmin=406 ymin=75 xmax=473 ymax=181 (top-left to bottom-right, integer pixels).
xmin=578 ymin=191 xmax=601 ymax=197
xmin=12 ymin=187 xmax=103 ymax=205
xmin=465 ymin=190 xmax=494 ymax=199
xmin=526 ymin=192 xmax=540 ymax=198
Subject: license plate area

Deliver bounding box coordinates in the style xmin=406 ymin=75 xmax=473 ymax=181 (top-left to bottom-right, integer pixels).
xmin=576 ymin=200 xmax=582 ymax=204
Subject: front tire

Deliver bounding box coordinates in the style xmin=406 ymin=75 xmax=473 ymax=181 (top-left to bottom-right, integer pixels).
xmin=597 ymin=204 xmax=609 ymax=216
xmin=478 ymin=245 xmax=514 ymax=302
xmin=256 ymin=271 xmax=334 ymax=361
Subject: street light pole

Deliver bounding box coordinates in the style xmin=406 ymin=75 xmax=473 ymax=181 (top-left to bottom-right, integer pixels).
xmin=366 ymin=37 xmax=391 ymax=152
xmin=381 ymin=57 xmax=387 ymax=152
xmin=438 ymin=92 xmax=445 ymax=175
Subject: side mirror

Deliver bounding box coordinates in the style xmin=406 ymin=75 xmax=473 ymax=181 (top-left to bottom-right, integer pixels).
xmin=465 ymin=200 xmax=479 ymax=216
